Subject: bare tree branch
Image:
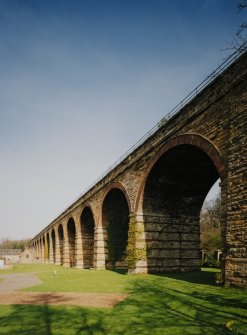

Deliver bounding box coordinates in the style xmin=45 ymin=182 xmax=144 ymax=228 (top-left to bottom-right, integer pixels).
xmin=237 ymin=0 xmax=247 ymax=11
xmin=227 ymin=1 xmax=247 ymax=50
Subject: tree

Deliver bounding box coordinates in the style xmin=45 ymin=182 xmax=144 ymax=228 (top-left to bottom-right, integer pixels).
xmin=0 ymin=238 xmax=30 ymax=251
xmin=230 ymin=1 xmax=247 ymax=50
xmin=200 ymin=193 xmax=222 ymax=251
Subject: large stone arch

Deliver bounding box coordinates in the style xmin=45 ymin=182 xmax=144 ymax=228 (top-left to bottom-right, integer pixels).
xmin=102 ymin=184 xmax=131 ymax=269
xmin=135 ymin=133 xmax=226 ymax=273
xmin=51 ymin=228 xmax=56 ymax=264
xmin=67 ymin=217 xmax=76 ymax=267
xmin=136 ymin=133 xmax=226 ymax=212
xmin=45 ymin=232 xmax=50 ymax=262
xmin=33 ymin=241 xmax=37 ymax=261
xmin=36 ymin=241 xmax=39 ymax=261
xmin=38 ymin=238 xmax=41 ymax=261
xmin=58 ymin=224 xmax=64 ymax=265
xmin=42 ymin=236 xmax=46 ymax=262
xmin=101 ymin=182 xmax=132 ymax=214
xmin=80 ymin=204 xmax=95 ymax=269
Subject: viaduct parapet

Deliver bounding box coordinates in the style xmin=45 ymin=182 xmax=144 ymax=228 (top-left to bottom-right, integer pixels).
xmin=28 ymin=49 xmax=247 ymax=288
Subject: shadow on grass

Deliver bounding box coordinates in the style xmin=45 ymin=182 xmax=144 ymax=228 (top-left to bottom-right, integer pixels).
xmin=155 ymin=268 xmax=218 ymax=286
xmin=113 ymin=274 xmax=247 ymax=335
xmin=0 ymin=304 xmax=108 ymax=335
xmin=109 ymin=267 xmax=219 ymax=284
xmin=107 ymin=269 xmax=128 ymax=275
xmin=109 ymin=267 xmax=219 ymax=285
xmin=0 ymin=270 xmax=247 ymax=335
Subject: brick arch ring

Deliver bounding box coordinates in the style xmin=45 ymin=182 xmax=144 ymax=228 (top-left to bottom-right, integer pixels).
xmin=79 ymin=202 xmax=96 ymax=224
xmin=135 ymin=133 xmax=227 ymax=213
xmin=100 ymin=181 xmax=132 ymax=228
xmin=101 ymin=181 xmax=131 ymax=211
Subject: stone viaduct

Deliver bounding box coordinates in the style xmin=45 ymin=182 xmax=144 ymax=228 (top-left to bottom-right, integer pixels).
xmin=28 ymin=49 xmax=247 ymax=288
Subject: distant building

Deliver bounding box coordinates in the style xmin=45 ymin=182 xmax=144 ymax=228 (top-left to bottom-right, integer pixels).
xmin=20 ymin=248 xmax=34 ymax=263
xmin=0 ymin=249 xmax=22 ymax=264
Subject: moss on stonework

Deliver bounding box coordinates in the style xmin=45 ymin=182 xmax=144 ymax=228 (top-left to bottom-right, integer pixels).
xmin=125 ymin=217 xmax=146 ymax=270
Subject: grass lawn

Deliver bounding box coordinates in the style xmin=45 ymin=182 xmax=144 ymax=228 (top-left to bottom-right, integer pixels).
xmin=0 ymin=264 xmax=247 ymax=335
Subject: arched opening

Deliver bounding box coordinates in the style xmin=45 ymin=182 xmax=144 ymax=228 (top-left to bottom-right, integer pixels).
xmin=103 ymin=188 xmax=130 ymax=269
xmin=51 ymin=229 xmax=56 ymax=264
xmin=39 ymin=239 xmax=42 ymax=260
xmin=46 ymin=233 xmax=50 ymax=262
xmin=200 ymin=179 xmax=222 ymax=268
xmin=35 ymin=242 xmax=38 ymax=260
xmin=37 ymin=240 xmax=40 ymax=260
xmin=67 ymin=218 xmax=76 ymax=267
xmin=42 ymin=236 xmax=46 ymax=262
xmin=143 ymin=144 xmax=220 ymax=273
xmin=80 ymin=207 xmax=95 ymax=269
xmin=58 ymin=224 xmax=64 ymax=265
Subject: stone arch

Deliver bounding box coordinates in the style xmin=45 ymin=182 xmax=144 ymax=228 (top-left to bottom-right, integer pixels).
xmin=46 ymin=232 xmax=50 ymax=262
xmin=37 ymin=239 xmax=40 ymax=260
xmin=42 ymin=236 xmax=46 ymax=262
xmin=67 ymin=217 xmax=76 ymax=267
xmin=51 ymin=229 xmax=56 ymax=264
xmin=80 ymin=205 xmax=95 ymax=269
xmin=39 ymin=238 xmax=42 ymax=261
xmin=102 ymin=185 xmax=130 ymax=269
xmin=101 ymin=182 xmax=132 ymax=214
xmin=136 ymin=133 xmax=226 ymax=273
xmin=58 ymin=224 xmax=64 ymax=265
xmin=135 ymin=133 xmax=226 ymax=212
xmin=36 ymin=241 xmax=39 ymax=260
xmin=35 ymin=241 xmax=37 ymax=260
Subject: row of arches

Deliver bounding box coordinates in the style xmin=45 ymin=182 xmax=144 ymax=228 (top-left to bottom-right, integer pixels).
xmin=32 ymin=191 xmax=130 ymax=269
xmin=30 ymin=134 xmax=225 ymax=273
xmin=32 ymin=206 xmax=96 ymax=268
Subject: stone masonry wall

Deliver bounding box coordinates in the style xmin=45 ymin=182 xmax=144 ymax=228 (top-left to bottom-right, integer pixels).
xmin=29 ymin=51 xmax=247 ymax=288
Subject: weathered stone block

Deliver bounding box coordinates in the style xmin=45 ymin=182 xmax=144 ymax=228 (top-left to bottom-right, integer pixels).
xmin=181 ymin=250 xmax=200 ymax=259
xmin=181 ymin=259 xmax=201 ymax=267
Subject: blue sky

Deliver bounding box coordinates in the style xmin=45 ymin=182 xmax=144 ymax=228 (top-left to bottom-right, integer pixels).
xmin=0 ymin=0 xmax=244 ymax=239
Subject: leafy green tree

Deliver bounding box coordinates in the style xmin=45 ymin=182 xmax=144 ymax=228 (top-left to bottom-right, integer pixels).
xmin=200 ymin=193 xmax=222 ymax=252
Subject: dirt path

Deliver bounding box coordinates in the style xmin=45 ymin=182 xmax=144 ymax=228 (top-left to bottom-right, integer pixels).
xmin=0 ymin=273 xmax=127 ymax=308
xmin=0 ymin=291 xmax=127 ymax=307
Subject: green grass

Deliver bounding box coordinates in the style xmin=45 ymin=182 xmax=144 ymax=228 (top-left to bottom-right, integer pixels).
xmin=24 ymin=267 xmax=137 ymax=293
xmin=0 ymin=264 xmax=247 ymax=335
xmin=1 ymin=263 xmax=137 ymax=293
xmin=0 ymin=263 xmax=54 ymax=274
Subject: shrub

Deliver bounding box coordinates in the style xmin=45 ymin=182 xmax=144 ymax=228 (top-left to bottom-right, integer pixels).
xmin=203 ymin=252 xmax=220 ymax=268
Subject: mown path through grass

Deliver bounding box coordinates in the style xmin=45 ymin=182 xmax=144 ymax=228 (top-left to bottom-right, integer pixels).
xmin=0 ymin=273 xmax=42 ymax=292
xmin=0 ymin=264 xmax=246 ymax=335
